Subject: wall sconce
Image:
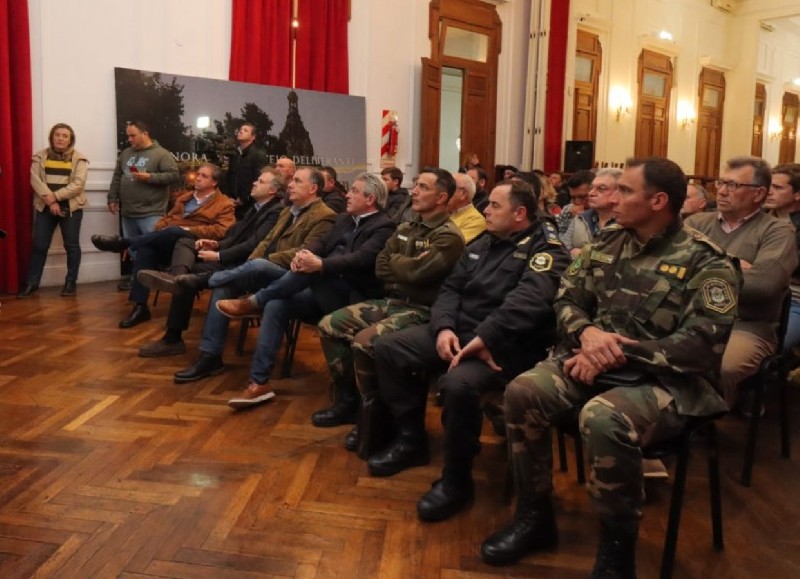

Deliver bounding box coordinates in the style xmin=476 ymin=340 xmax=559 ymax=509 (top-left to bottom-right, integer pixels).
xmin=677 ymin=100 xmax=695 ymax=130
xmin=609 ymin=86 xmax=632 ymax=122
xmin=768 ymin=117 xmax=782 ymax=142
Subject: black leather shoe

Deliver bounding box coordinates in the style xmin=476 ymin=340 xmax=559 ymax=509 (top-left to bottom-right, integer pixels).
xmin=367 ymin=435 xmax=429 ymax=477
xmin=480 ymin=497 xmax=558 ymax=566
xmin=312 ymin=398 xmax=359 ymax=427
xmin=60 ymin=280 xmax=77 ymax=296
xmin=344 ymin=426 xmax=359 ymax=452
xmin=117 ymin=277 xmax=131 ymax=291
xmin=137 ymin=270 xmax=181 ymax=294
xmin=91 ymin=234 xmax=129 ymax=253
xmin=174 ymin=353 xmax=224 ymax=384
xmin=417 ymin=478 xmax=475 ymax=522
xmin=119 ymin=304 xmax=151 ymax=328
xmin=175 ymin=272 xmax=213 ymax=292
xmin=17 ymin=283 xmax=39 ymax=298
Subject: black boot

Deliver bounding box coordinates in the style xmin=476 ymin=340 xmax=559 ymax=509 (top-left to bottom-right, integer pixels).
xmin=480 ymin=493 xmax=558 ymax=566
xmin=344 ymin=425 xmax=359 ymax=451
xmin=17 ymin=283 xmax=39 ymax=298
xmin=60 ymin=280 xmax=77 ymax=296
xmin=119 ymin=303 xmax=151 ymax=328
xmin=417 ymin=465 xmax=475 ymax=522
xmin=367 ymin=413 xmax=429 ymax=477
xmin=356 ymin=391 xmax=394 ymax=460
xmin=174 ymin=352 xmax=224 ymax=384
xmin=311 ymin=380 xmax=360 ymax=427
xmin=589 ymin=520 xmax=638 ymax=579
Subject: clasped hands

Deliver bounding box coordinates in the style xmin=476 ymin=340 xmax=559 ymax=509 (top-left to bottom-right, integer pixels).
xmin=290 ymin=249 xmax=323 ymax=273
xmin=563 ymin=325 xmax=638 ymax=385
xmin=436 ymin=329 xmax=501 ymax=372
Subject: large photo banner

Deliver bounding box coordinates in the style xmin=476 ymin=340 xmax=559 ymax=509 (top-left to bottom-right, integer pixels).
xmin=113 ymin=67 xmax=367 ymax=193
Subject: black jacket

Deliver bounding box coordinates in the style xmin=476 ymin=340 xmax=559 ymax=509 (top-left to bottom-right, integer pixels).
xmin=430 ymin=218 xmax=570 ymax=375
xmin=226 ymin=143 xmax=268 ymax=212
xmin=218 ymin=198 xmax=283 ymax=266
xmin=307 ymin=211 xmax=396 ymax=303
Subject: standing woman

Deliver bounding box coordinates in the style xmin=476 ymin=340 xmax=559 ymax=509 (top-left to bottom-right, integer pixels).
xmin=19 ymin=123 xmax=89 ymax=297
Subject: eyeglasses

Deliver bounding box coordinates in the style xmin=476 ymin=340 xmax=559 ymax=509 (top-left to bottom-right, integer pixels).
xmin=715 ymin=179 xmax=761 ymax=191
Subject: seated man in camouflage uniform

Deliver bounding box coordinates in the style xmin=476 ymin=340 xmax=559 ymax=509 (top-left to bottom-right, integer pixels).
xmin=315 ymin=168 xmax=465 ymax=455
xmin=369 ymin=179 xmax=570 ymax=523
xmin=480 ymin=157 xmax=740 ymax=578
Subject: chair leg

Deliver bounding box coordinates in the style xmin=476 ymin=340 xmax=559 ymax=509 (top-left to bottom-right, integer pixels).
xmin=152 ymin=290 xmax=160 ymax=308
xmin=706 ymin=423 xmax=724 ymax=551
xmin=236 ymin=318 xmax=251 ymax=356
xmin=574 ymin=434 xmax=586 ymax=485
xmin=780 ymin=380 xmax=791 ymax=459
xmin=280 ymin=318 xmax=302 ymax=378
xmin=660 ymin=434 xmax=691 ymax=579
xmin=556 ymin=428 xmax=568 ymax=472
xmin=740 ymin=384 xmax=765 ymax=487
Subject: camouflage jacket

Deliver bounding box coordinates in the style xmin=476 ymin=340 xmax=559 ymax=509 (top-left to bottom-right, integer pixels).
xmin=556 ymin=221 xmax=740 ymax=416
xmin=375 ymin=211 xmax=464 ymax=306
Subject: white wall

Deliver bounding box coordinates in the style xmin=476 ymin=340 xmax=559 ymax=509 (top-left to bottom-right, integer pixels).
xmin=29 ymin=0 xmax=530 ymax=286
xmin=29 ymin=0 xmax=231 ymax=286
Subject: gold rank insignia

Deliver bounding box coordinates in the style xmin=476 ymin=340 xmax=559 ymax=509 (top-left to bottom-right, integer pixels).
xmin=530 ymin=252 xmax=554 ymax=272
xmin=543 ymin=222 xmax=562 ymax=245
xmin=700 ymin=278 xmax=735 ymax=313
xmin=590 ymin=250 xmax=614 ymax=264
xmin=517 ymin=236 xmax=531 ymax=246
xmin=657 ymin=261 xmax=687 ymax=280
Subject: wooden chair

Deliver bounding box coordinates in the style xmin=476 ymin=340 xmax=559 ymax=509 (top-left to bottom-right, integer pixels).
xmin=557 ymin=410 xmax=726 ymax=579
xmin=738 ymin=290 xmax=793 ymax=486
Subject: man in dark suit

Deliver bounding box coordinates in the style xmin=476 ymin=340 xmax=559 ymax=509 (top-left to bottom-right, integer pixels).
xmin=213 ymin=172 xmax=396 ymax=409
xmin=135 ymin=168 xmax=286 ymax=357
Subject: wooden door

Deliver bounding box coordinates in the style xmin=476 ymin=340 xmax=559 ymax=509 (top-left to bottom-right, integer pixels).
xmin=752 ymin=83 xmax=766 ymax=157
xmin=634 ymin=50 xmax=672 ymax=158
xmin=419 ymin=0 xmax=501 ymax=178
xmin=573 ymin=30 xmax=601 ymax=152
xmin=695 ymin=68 xmax=725 ymax=177
xmin=779 ymin=92 xmax=799 ymax=164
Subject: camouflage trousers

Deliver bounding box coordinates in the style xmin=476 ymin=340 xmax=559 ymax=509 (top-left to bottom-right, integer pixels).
xmin=318 ymin=298 xmax=431 ymax=396
xmin=506 ymin=358 xmax=686 ymax=522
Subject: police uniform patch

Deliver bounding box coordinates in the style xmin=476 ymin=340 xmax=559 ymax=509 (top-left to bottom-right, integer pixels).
xmin=568 ymin=255 xmax=583 ymax=276
xmin=530 ymin=252 xmax=554 ymax=272
xmin=700 ymin=278 xmax=735 ymax=314
xmin=512 ymin=251 xmax=527 ymax=259
xmin=590 ymin=250 xmax=614 ymax=264
xmin=657 ymin=261 xmax=687 ymax=280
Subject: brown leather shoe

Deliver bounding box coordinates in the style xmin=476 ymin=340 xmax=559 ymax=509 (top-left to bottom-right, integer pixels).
xmin=216 ymin=297 xmax=261 ymax=319
xmin=227 ymin=382 xmax=275 ymax=409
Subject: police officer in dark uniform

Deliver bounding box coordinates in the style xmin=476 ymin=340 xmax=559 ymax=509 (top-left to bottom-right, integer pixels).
xmin=369 ymin=179 xmax=571 ymax=522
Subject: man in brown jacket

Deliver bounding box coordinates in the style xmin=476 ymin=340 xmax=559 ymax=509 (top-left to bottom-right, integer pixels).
xmin=172 ymin=167 xmax=336 ymax=383
xmin=91 ymin=163 xmax=235 ymax=328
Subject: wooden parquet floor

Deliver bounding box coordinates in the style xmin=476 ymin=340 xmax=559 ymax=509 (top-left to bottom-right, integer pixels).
xmin=0 ymin=283 xmax=799 ymax=578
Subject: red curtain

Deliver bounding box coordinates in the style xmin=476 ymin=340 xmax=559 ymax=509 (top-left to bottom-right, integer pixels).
xmin=229 ymin=0 xmax=293 ymax=87
xmin=295 ymin=0 xmax=349 ymax=94
xmin=0 ymin=0 xmax=33 ymax=293
xmin=543 ymin=0 xmax=569 ymax=173
xmin=229 ymin=0 xmax=349 ymax=94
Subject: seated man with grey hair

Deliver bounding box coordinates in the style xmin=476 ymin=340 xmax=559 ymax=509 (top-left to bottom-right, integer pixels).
xmin=449 ymin=172 xmax=486 ymax=244
xmin=568 ymin=168 xmax=621 ymax=257
xmin=686 ymin=156 xmax=796 ymax=410
xmin=215 ymin=172 xmax=397 ymax=409
xmin=681 ymin=182 xmax=709 ymax=218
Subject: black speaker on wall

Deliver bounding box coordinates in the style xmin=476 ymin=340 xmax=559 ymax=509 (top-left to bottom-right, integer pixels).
xmin=564 ymin=140 xmax=594 ymax=173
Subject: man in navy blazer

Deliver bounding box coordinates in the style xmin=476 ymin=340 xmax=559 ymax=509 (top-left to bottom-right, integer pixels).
xmin=215 ymin=172 xmax=396 ymax=409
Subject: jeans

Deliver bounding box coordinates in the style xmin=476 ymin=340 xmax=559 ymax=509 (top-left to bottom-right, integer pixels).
xmin=252 ymin=270 xmax=311 ymax=308
xmin=249 ymin=288 xmax=320 ymax=384
xmin=208 ymin=258 xmax=288 ymax=290
xmin=783 ymin=299 xmax=800 ymax=353
xmin=27 ymin=208 xmax=83 ymax=285
xmin=122 ymin=215 xmax=161 ymax=258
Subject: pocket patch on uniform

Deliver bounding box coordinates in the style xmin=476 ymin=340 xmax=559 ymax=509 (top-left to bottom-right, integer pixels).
xmin=529 ymin=253 xmax=554 ymax=272
xmin=700 ymin=278 xmax=735 ymax=313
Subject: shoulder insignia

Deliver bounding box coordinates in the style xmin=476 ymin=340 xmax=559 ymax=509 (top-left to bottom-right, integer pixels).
xmin=542 ymin=221 xmax=562 ymax=245
xmin=530 ymin=252 xmax=554 ymax=272
xmin=686 ymin=226 xmax=727 ymax=257
xmin=590 ymin=250 xmax=615 ymax=265
xmin=700 ymin=278 xmax=735 ymax=314
xmin=567 ymin=255 xmax=583 ymax=276
xmin=657 ymin=261 xmax=688 ymax=281
xmin=517 ymin=235 xmax=531 ymax=246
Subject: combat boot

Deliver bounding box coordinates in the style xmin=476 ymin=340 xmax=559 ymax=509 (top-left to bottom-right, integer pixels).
xmin=480 ymin=492 xmax=558 ymax=566
xmin=589 ymin=520 xmax=638 ymax=579
xmin=367 ymin=412 xmax=428 ymax=476
xmin=311 ymin=379 xmax=359 ymax=427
